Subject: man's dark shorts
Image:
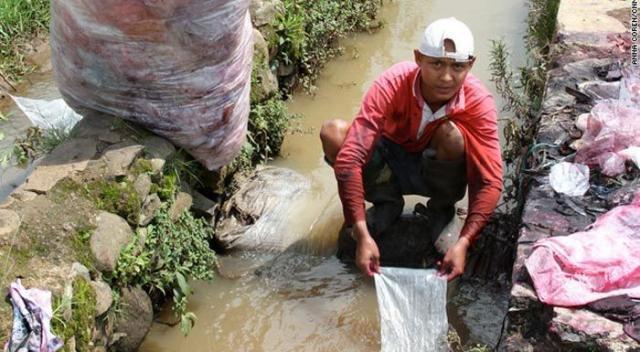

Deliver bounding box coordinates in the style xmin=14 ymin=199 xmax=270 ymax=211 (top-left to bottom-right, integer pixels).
xmin=335 ymin=137 xmax=467 ymax=266
xmin=362 ymin=137 xmax=467 ymax=235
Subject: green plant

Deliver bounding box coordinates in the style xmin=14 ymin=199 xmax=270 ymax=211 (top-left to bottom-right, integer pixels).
xmin=113 ymin=203 xmax=216 ymax=336
xmin=272 ymin=0 xmax=382 ymax=92
xmin=63 ymin=178 xmax=142 ymax=224
xmin=1 ymin=126 xmax=70 ymax=167
xmin=71 ymin=227 xmax=96 ymax=270
xmin=163 ymin=151 xmax=205 ymax=189
xmin=130 ymin=158 xmax=154 ymax=177
xmin=0 ymin=0 xmax=50 ymax=81
xmin=247 ymin=96 xmax=296 ymax=163
xmin=154 ymin=172 xmax=178 ymax=200
xmin=489 ymin=0 xmax=560 ymax=210
xmin=51 ymin=278 xmax=97 ymax=352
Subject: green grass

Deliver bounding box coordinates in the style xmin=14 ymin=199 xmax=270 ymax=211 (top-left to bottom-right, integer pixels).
xmin=0 ymin=0 xmax=50 ymax=82
xmin=51 ymin=278 xmax=97 ymax=352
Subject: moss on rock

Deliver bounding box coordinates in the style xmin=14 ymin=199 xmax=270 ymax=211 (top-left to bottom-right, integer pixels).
xmin=51 ymin=278 xmax=97 ymax=352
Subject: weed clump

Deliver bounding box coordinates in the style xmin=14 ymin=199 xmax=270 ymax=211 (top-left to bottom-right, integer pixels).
xmin=0 ymin=0 xmax=50 ymax=81
xmin=113 ymin=203 xmax=216 ymax=335
xmin=273 ymin=0 xmax=381 ymax=92
xmin=51 ymin=278 xmax=97 ymax=352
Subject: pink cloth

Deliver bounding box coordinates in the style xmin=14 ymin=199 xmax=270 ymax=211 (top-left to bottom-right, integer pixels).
xmin=525 ymin=194 xmax=640 ymax=307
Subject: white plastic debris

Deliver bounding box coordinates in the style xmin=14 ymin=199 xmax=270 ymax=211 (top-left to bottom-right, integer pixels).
xmin=374 ymin=267 xmax=448 ymax=352
xmin=619 ymin=146 xmax=640 ymax=169
xmin=10 ymin=95 xmax=82 ymax=133
xmin=549 ymin=162 xmax=590 ymax=197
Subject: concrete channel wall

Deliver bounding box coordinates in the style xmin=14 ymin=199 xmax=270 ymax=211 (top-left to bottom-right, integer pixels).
xmin=505 ymin=0 xmax=638 ymax=351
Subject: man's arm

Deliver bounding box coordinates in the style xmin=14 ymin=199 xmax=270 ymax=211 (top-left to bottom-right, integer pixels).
xmin=439 ymin=107 xmax=503 ymax=280
xmin=334 ymin=80 xmax=395 ymax=276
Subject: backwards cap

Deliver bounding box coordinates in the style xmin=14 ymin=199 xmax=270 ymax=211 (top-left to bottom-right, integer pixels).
xmin=419 ymin=17 xmax=474 ymax=62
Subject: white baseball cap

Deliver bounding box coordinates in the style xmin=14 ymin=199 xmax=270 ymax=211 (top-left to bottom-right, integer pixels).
xmin=419 ymin=17 xmax=474 ymax=62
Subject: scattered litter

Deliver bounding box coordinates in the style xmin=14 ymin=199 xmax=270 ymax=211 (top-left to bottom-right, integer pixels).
xmin=374 ymin=267 xmax=448 ymax=352
xmin=572 ymin=66 xmax=640 ymax=176
xmin=573 ymin=102 xmax=640 ymax=176
xmin=549 ymin=162 xmax=590 ymax=197
xmin=4 ymin=279 xmax=63 ymax=352
xmin=525 ymin=193 xmax=640 ymax=307
xmin=10 ymin=95 xmax=82 ymax=133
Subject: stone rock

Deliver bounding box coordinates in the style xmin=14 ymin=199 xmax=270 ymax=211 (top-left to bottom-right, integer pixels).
xmin=66 ymin=336 xmax=76 ymax=352
xmin=68 ymin=111 xmax=117 ymax=139
xmin=138 ymin=194 xmax=161 ymax=226
xmin=90 ymin=212 xmax=134 ymax=272
xmin=101 ymin=143 xmax=144 ymax=177
xmin=10 ymin=189 xmax=38 ymax=202
xmin=91 ymin=280 xmax=113 ymax=317
xmin=191 ymin=191 xmax=217 ymax=218
xmin=169 ymin=192 xmax=193 ymax=222
xmin=25 ymin=138 xmax=98 ymax=193
xmin=277 ymin=62 xmax=296 ymax=77
xmin=112 ymin=287 xmax=153 ymax=352
xmin=70 ymin=262 xmax=90 ymax=281
xmin=250 ymin=0 xmax=283 ymax=27
xmin=0 ymin=197 xmax=15 ymax=209
xmin=133 ymin=174 xmax=152 ymax=200
xmin=149 ymin=158 xmax=165 ymax=175
xmin=251 ymin=29 xmax=278 ymax=103
xmin=0 ymin=209 xmax=20 ymax=244
xmin=142 ymin=136 xmax=176 ymax=160
xmin=215 ymin=166 xmax=310 ymax=251
xmin=97 ymin=131 xmax=123 ymax=144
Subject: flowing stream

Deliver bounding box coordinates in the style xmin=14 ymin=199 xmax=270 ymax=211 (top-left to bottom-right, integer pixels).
xmin=140 ymin=0 xmax=527 ymax=351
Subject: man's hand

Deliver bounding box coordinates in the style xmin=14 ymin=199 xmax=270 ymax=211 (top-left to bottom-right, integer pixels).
xmin=353 ymin=221 xmax=380 ymax=277
xmin=438 ymin=237 xmax=470 ymax=281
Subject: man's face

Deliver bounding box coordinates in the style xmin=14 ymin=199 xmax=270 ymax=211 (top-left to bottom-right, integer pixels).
xmin=414 ymin=40 xmax=475 ymax=106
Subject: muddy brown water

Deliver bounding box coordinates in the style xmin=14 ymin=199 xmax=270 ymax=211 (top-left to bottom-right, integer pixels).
xmin=0 ymin=70 xmax=61 ymax=200
xmin=140 ymin=1 xmax=527 ymax=351
xmin=0 ymin=0 xmax=528 ymax=350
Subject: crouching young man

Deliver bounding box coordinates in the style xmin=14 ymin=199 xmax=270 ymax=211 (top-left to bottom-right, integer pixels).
xmin=320 ymin=17 xmax=503 ymax=280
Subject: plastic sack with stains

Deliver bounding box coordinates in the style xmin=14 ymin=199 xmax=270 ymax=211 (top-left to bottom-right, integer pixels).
xmin=50 ymin=0 xmax=252 ymax=170
xmin=525 ymin=193 xmax=640 ymax=306
xmin=573 ymin=73 xmax=640 ymax=176
xmin=374 ymin=267 xmax=448 ymax=352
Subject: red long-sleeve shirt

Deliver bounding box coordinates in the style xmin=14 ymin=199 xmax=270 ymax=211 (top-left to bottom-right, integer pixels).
xmin=334 ymin=61 xmax=503 ymax=245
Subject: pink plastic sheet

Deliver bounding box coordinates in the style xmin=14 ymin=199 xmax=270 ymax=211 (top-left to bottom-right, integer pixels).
xmin=525 ymin=193 xmax=640 ymax=306
xmin=51 ymin=0 xmax=253 ymax=170
xmin=574 ymin=67 xmax=640 ymax=176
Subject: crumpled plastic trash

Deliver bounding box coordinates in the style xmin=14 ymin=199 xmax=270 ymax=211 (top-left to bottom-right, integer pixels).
xmin=549 ymin=162 xmax=590 ymax=197
xmin=525 ymin=192 xmax=640 ymax=306
xmin=374 ymin=267 xmax=448 ymax=352
xmin=10 ymin=95 xmax=82 ymax=133
xmin=572 ymin=66 xmax=640 ymax=176
xmin=50 ymin=0 xmax=253 ymax=170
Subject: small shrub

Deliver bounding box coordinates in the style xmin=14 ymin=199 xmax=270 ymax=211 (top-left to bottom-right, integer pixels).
xmin=113 ymin=203 xmax=216 ymax=335
xmin=273 ymin=0 xmax=382 ymax=92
